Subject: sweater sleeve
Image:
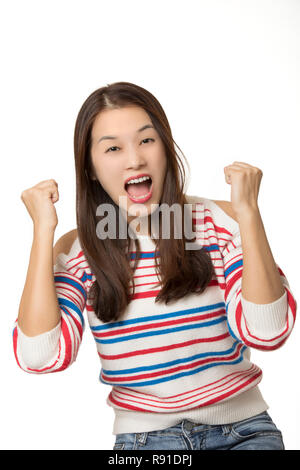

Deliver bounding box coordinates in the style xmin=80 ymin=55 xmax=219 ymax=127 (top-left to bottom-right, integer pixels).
xmin=13 ymin=248 xmax=90 ymax=373
xmin=220 ymin=228 xmax=297 ymax=351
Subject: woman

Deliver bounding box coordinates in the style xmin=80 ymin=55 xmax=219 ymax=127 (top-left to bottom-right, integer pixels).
xmin=14 ymin=81 xmax=297 ymax=450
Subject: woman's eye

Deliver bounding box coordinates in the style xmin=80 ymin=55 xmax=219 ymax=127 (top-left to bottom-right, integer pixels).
xmin=106 ymin=146 xmax=119 ymax=153
xmin=105 ymin=139 xmax=154 ymax=153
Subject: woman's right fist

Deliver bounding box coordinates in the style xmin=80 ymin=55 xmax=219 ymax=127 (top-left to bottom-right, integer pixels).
xmin=21 ymin=179 xmax=59 ymax=230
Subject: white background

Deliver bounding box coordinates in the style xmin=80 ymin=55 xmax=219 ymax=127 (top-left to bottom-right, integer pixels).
xmin=0 ymin=0 xmax=299 ymax=450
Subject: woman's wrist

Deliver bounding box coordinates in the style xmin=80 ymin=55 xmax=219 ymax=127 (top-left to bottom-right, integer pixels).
xmin=33 ymin=223 xmax=57 ymax=238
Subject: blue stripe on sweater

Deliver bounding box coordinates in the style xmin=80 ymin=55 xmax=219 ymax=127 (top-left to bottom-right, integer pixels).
xmin=54 ymin=275 xmax=87 ymax=299
xmin=99 ymin=346 xmax=247 ymax=387
xmin=204 ymin=244 xmax=219 ymax=252
xmin=130 ymin=251 xmax=158 ymax=260
xmin=103 ymin=340 xmax=240 ymax=374
xmin=90 ymin=302 xmax=225 ymax=331
xmin=95 ymin=316 xmax=226 ymax=344
xmin=80 ymin=272 xmax=93 ymax=282
xmin=224 ymin=259 xmax=243 ymax=278
xmin=129 ymin=243 xmax=219 ymax=260
xmin=58 ymin=298 xmax=85 ymax=326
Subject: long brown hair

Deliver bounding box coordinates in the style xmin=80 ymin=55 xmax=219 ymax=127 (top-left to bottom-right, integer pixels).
xmin=74 ymin=81 xmax=214 ymax=323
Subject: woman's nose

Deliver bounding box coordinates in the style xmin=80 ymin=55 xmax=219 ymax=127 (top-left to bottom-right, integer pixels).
xmin=126 ymin=148 xmax=146 ymax=169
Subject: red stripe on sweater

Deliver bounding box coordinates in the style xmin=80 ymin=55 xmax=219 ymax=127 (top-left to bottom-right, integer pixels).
xmin=12 ymin=327 xmax=22 ymax=369
xmin=107 ymin=369 xmax=261 ymax=412
xmin=114 ymin=369 xmax=259 ymax=407
xmin=235 ymin=299 xmax=289 ymax=350
xmin=94 ymin=308 xmax=225 ymax=339
xmin=99 ymin=332 xmax=230 ymax=360
xmin=101 ymin=343 xmax=244 ymax=383
xmin=115 ymin=365 xmax=257 ymax=401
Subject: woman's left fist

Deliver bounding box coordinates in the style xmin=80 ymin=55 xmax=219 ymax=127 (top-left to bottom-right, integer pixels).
xmin=223 ymin=161 xmax=263 ymax=217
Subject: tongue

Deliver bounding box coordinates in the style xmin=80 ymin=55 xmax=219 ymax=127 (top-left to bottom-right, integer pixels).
xmin=126 ymin=181 xmax=151 ymax=197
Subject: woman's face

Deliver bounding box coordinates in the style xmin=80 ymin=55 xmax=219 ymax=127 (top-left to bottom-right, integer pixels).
xmin=90 ymin=105 xmax=167 ymax=233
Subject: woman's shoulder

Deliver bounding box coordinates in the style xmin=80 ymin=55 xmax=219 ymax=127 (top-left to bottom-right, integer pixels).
xmin=185 ymin=194 xmax=239 ymax=232
xmin=53 ymin=229 xmax=95 ymax=290
xmin=210 ymin=199 xmax=238 ymax=222
xmin=53 ymin=229 xmax=78 ymax=265
xmin=53 ymin=229 xmax=94 ymax=280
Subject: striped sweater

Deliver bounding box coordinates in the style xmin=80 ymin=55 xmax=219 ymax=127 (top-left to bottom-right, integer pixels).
xmin=13 ymin=195 xmax=297 ymax=435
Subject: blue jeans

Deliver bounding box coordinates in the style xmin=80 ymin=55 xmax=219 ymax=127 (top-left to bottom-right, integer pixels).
xmin=113 ymin=411 xmax=284 ymax=450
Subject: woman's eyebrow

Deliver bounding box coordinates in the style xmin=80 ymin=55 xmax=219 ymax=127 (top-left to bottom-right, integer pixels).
xmin=97 ymin=124 xmax=154 ymax=143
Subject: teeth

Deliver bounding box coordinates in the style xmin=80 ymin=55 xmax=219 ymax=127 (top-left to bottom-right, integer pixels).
xmin=130 ymin=192 xmax=151 ymax=199
xmin=126 ymin=175 xmax=151 ymax=185
xmin=131 ymin=195 xmax=146 ymax=200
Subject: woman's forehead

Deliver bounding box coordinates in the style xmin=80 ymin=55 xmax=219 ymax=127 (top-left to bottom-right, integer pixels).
xmin=92 ymin=106 xmax=153 ymax=140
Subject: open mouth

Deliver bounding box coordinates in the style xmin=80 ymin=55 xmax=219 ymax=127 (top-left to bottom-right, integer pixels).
xmin=124 ymin=177 xmax=153 ymax=201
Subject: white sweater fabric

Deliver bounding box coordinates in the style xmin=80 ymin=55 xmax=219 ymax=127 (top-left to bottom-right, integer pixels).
xmin=13 ymin=195 xmax=296 ymax=435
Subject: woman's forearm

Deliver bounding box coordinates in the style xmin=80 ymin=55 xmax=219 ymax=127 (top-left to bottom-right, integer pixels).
xmin=17 ymin=225 xmax=61 ymax=336
xmin=237 ymin=207 xmax=285 ymax=304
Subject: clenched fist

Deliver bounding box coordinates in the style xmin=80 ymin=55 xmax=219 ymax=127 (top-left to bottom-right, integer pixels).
xmin=224 ymin=161 xmax=263 ymax=218
xmin=20 ymin=179 xmax=59 ymax=231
